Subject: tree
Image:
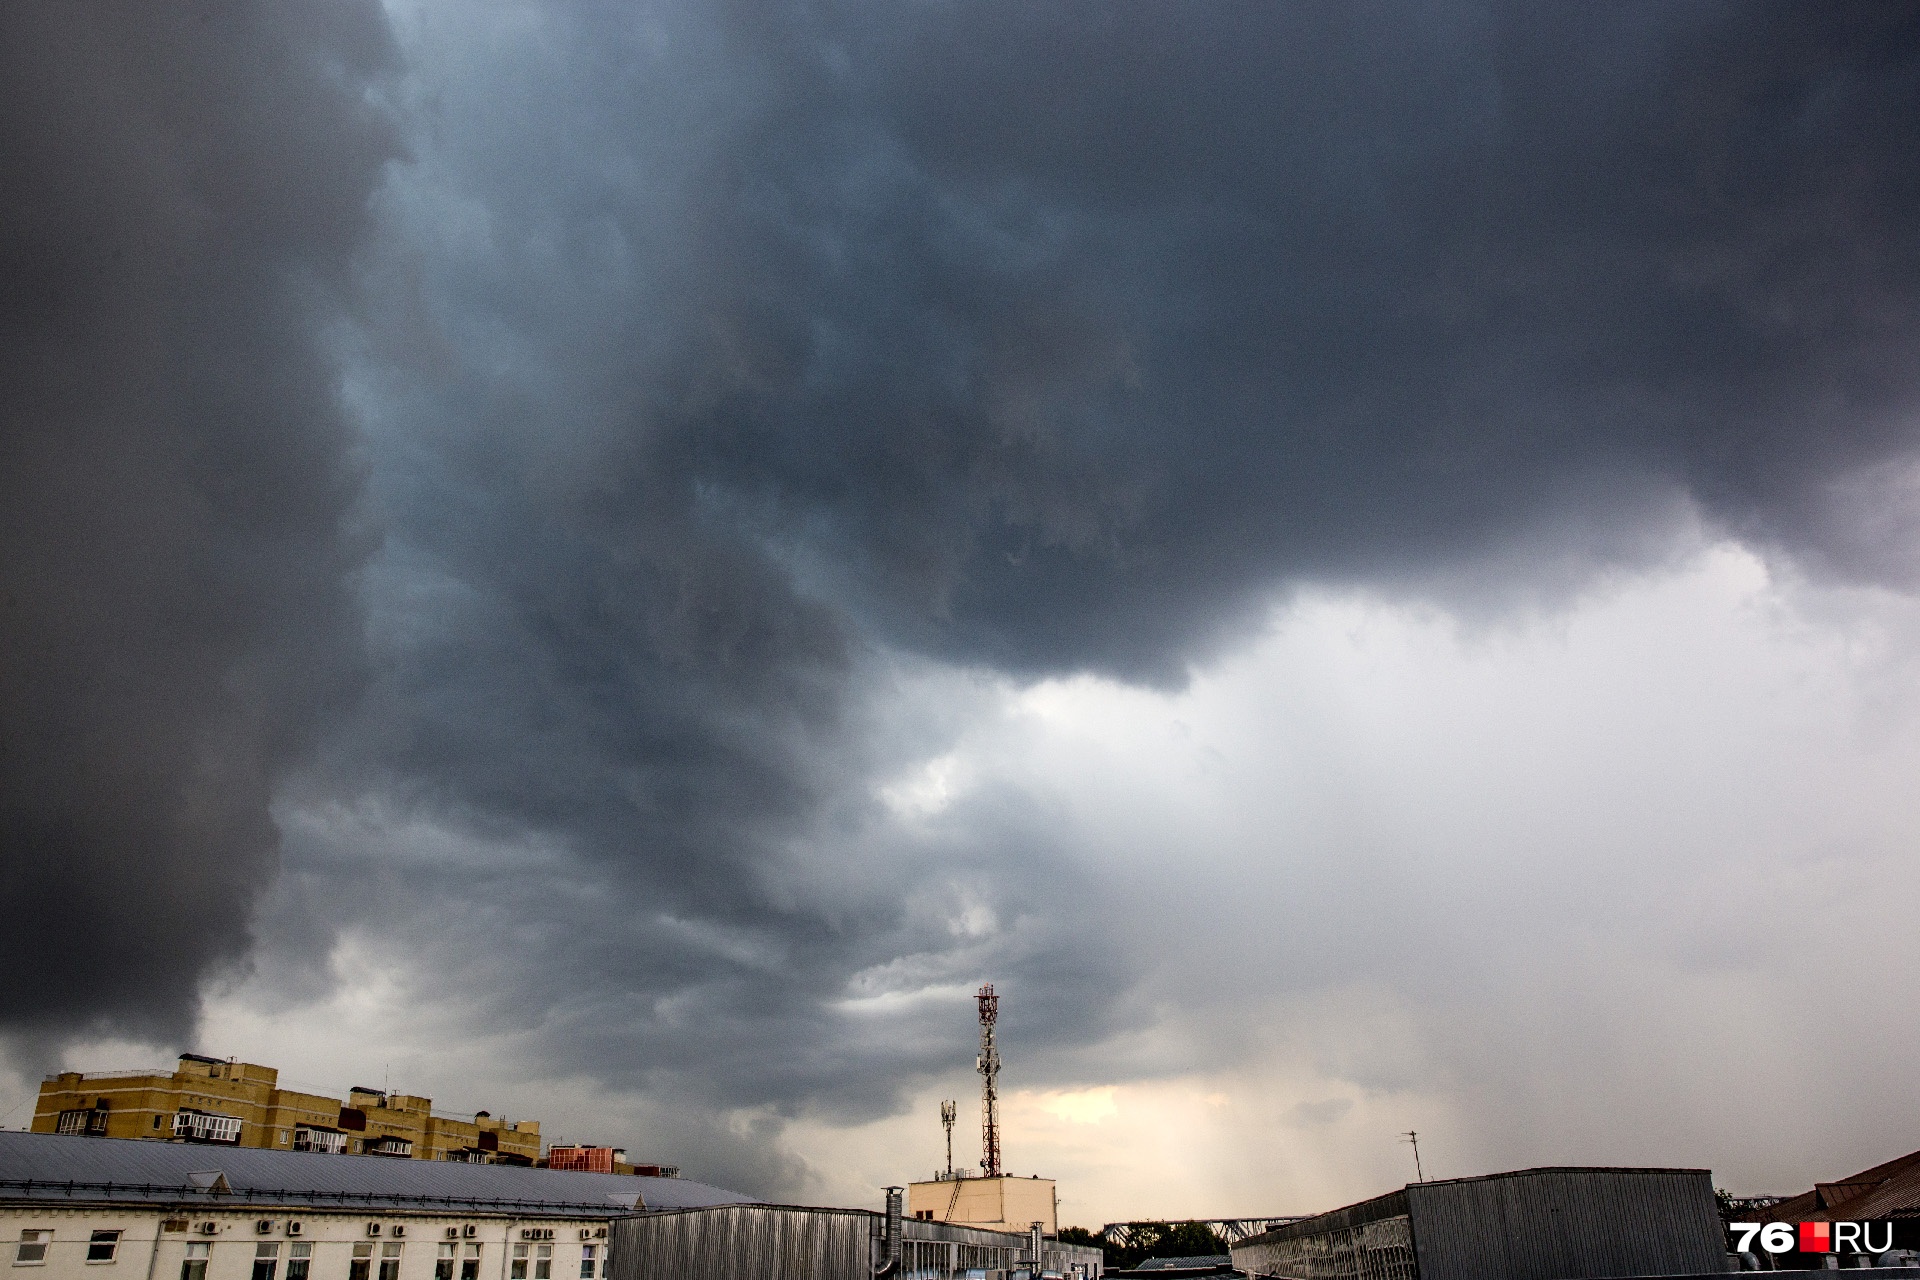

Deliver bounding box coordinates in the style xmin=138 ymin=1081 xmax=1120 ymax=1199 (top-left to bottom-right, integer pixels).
xmin=1102 ymin=1222 xmax=1230 ymax=1270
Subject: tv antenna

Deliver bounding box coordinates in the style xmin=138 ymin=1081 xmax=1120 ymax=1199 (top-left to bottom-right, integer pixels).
xmin=977 ymin=984 xmax=1002 ymax=1177
xmin=940 ymin=1100 xmax=958 ymax=1178
xmin=1402 ymin=1131 xmax=1426 ymax=1182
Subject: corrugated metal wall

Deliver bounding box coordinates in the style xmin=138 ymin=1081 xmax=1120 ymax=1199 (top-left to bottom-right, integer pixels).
xmin=1232 ymin=1212 xmax=1417 ymax=1280
xmin=609 ymin=1204 xmax=1103 ymax=1280
xmin=1405 ymin=1169 xmax=1728 ymax=1280
xmin=899 ymin=1218 xmax=1103 ymax=1277
xmin=610 ymin=1203 xmax=874 ymax=1280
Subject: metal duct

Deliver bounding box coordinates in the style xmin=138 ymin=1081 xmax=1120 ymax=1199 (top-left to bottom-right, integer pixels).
xmin=875 ymin=1186 xmax=902 ymax=1278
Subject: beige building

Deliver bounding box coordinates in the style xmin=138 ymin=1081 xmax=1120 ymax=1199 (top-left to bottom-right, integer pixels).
xmin=31 ymin=1058 xmax=541 ymax=1165
xmin=905 ymin=1175 xmax=1056 ymax=1234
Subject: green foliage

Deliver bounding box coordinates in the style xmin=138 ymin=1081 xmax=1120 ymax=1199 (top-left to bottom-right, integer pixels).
xmin=1100 ymin=1222 xmax=1230 ymax=1270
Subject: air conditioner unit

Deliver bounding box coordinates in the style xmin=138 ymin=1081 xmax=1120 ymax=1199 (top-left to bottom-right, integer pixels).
xmin=391 ymin=1227 xmax=405 ymax=1239
xmin=287 ymin=1224 xmax=303 ymax=1238
xmin=445 ymin=1229 xmax=459 ymax=1241
xmin=461 ymin=1227 xmax=477 ymax=1239
xmin=199 ymin=1224 xmax=219 ymax=1236
xmin=593 ymin=1230 xmax=605 ymax=1240
xmin=578 ymin=1231 xmax=590 ymax=1241
xmin=367 ymin=1224 xmax=382 ymax=1237
xmin=256 ymin=1222 xmax=275 ymax=1235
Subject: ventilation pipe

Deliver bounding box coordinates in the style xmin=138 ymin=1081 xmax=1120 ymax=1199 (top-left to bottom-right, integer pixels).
xmin=874 ymin=1186 xmax=903 ymax=1278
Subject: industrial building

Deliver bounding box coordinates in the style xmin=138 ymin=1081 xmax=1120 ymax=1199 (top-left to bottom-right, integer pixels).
xmin=0 ymin=1130 xmax=748 ymax=1280
xmin=1229 ymin=1167 xmax=1728 ymax=1280
xmin=905 ymin=1175 xmax=1056 ymax=1235
xmin=607 ymin=1199 xmax=1103 ymax=1280
xmin=31 ymin=1058 xmax=659 ymax=1175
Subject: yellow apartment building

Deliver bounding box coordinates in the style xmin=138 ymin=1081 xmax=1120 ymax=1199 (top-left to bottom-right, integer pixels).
xmin=31 ymin=1057 xmax=541 ymax=1166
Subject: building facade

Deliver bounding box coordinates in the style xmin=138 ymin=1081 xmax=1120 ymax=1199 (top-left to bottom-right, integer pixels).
xmin=31 ymin=1059 xmax=546 ymax=1166
xmin=0 ymin=1133 xmax=748 ymax=1280
xmin=906 ymin=1175 xmax=1057 ymax=1234
xmin=607 ymin=1202 xmax=1101 ymax=1280
xmin=1230 ymin=1167 xmax=1726 ymax=1280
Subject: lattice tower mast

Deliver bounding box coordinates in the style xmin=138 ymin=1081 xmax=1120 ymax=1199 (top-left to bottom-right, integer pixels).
xmin=976 ymin=983 xmax=1002 ymax=1177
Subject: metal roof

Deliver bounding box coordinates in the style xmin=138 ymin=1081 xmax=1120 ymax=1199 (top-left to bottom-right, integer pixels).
xmin=1760 ymin=1148 xmax=1920 ymax=1222
xmin=0 ymin=1131 xmax=753 ymax=1216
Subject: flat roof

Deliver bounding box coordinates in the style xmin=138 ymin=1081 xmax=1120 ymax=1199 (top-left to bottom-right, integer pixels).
xmin=1232 ymin=1166 xmax=1714 ymax=1250
xmin=0 ymin=1131 xmax=752 ymax=1216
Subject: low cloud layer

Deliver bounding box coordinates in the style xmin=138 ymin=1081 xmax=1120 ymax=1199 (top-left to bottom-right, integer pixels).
xmin=5 ymin=0 xmax=1920 ymax=1215
xmin=0 ymin=0 xmax=396 ymax=1046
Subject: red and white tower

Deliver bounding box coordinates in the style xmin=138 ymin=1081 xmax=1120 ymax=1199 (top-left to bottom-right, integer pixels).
xmin=976 ymin=982 xmax=1002 ymax=1177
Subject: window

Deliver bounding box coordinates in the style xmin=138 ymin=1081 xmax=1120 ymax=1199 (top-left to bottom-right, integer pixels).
xmin=349 ymin=1243 xmax=373 ymax=1280
xmin=436 ymin=1243 xmax=455 ymax=1280
xmin=286 ymin=1244 xmax=311 ymax=1280
xmin=379 ymin=1243 xmax=401 ymax=1280
xmin=152 ymin=1116 xmax=164 ymax=1130
xmin=459 ymin=1245 xmax=480 ymax=1280
xmin=88 ymin=1232 xmax=122 ymax=1263
xmin=15 ymin=1232 xmax=51 ymax=1266
xmin=510 ymin=1245 xmax=527 ymax=1280
xmin=56 ymin=1109 xmax=108 ymax=1136
xmin=180 ymin=1243 xmax=209 ymax=1280
xmin=173 ymin=1110 xmax=243 ymax=1145
xmin=577 ymin=1247 xmax=596 ymax=1280
xmin=252 ymin=1242 xmax=279 ymax=1280
xmin=533 ymin=1245 xmax=550 ymax=1280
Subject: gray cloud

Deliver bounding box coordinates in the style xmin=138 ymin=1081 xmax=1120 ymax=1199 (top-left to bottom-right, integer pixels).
xmin=9 ymin=0 xmax=1920 ymax=1203
xmin=0 ymin=1 xmax=397 ymax=1045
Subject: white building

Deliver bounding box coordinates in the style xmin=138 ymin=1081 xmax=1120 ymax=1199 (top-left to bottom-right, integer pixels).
xmin=0 ymin=1132 xmax=748 ymax=1280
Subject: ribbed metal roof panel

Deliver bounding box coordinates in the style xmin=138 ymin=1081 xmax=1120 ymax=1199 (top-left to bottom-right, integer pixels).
xmin=0 ymin=1131 xmax=752 ymax=1214
xmin=1404 ymin=1167 xmax=1724 ymax=1280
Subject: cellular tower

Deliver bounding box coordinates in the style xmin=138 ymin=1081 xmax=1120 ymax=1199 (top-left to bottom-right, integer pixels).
xmin=905 ymin=982 xmax=1056 ymax=1233
xmin=976 ymin=983 xmax=1002 ymax=1177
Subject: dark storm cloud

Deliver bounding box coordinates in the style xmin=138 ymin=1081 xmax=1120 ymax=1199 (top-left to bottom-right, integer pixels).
xmin=652 ymin=0 xmax=1920 ymax=682
xmin=0 ymin=2 xmax=396 ymax=1043
xmin=12 ymin=0 xmax=1920 ymax=1199
xmin=273 ymin=0 xmax=1920 ymax=1173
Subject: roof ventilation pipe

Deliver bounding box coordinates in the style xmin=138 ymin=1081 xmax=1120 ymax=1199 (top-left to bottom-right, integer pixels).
xmin=874 ymin=1186 xmax=902 ymax=1278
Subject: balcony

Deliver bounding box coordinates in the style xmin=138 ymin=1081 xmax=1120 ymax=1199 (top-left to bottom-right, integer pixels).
xmin=55 ymin=1109 xmax=109 ymax=1137
xmin=365 ymin=1137 xmax=414 ymax=1158
xmin=173 ymin=1110 xmax=243 ymax=1144
xmin=293 ymin=1127 xmax=348 ymax=1155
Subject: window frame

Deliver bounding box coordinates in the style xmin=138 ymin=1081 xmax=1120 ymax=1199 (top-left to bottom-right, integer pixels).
xmin=87 ymin=1231 xmax=122 ymax=1264
xmin=15 ymin=1231 xmax=52 ymax=1266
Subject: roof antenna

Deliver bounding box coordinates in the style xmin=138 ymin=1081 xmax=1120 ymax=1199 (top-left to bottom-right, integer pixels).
xmin=940 ymin=1100 xmax=957 ymax=1178
xmin=1402 ymin=1131 xmax=1426 ymax=1182
xmin=977 ymin=984 xmax=1001 ymax=1178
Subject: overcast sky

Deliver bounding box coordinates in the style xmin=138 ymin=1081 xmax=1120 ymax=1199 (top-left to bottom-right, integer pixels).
xmin=5 ymin=0 xmax=1920 ymax=1227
